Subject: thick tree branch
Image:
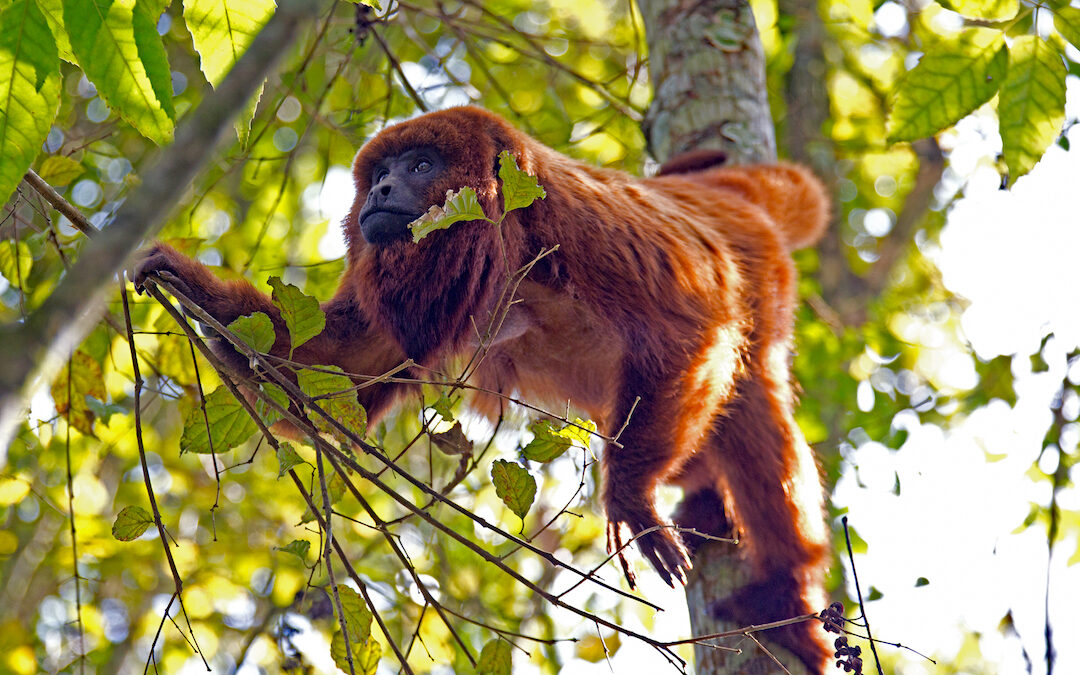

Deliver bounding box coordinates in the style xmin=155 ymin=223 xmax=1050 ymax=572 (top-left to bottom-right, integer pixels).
xmin=641 ymin=0 xmax=817 ymax=672
xmin=640 ymin=0 xmax=776 ymax=165
xmin=0 ymin=0 xmax=322 ymax=448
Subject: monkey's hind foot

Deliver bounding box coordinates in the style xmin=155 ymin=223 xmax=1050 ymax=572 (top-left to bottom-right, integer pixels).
xmin=709 ymin=571 xmax=830 ymax=674
xmin=605 ymin=509 xmax=691 ymax=589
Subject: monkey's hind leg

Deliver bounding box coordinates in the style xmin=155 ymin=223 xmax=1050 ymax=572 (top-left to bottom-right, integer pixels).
xmin=706 ymin=373 xmax=831 ymax=673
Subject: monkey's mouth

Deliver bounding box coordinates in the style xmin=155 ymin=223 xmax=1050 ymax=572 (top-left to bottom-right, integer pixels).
xmin=359 ymin=208 xmax=423 ymax=244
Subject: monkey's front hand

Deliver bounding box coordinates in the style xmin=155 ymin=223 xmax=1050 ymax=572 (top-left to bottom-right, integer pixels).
xmin=605 ymin=503 xmax=691 ymax=589
xmin=131 ymin=244 xmax=196 ymax=300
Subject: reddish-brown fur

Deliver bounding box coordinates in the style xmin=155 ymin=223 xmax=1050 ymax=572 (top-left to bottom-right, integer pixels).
xmin=136 ymin=106 xmax=831 ymax=671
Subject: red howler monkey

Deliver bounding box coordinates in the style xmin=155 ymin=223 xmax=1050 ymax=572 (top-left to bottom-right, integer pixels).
xmin=134 ymin=106 xmax=831 ymax=671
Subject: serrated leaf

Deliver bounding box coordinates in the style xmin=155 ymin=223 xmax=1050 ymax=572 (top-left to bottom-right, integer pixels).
xmin=277 ymin=539 xmax=310 ymax=560
xmin=85 ymin=396 xmax=124 ymax=425
xmin=887 ymin=28 xmax=1006 ymax=143
xmin=0 ymin=240 xmax=33 ymax=287
xmin=62 ymin=0 xmax=174 ymax=144
xmin=430 ymin=421 xmax=472 ymax=456
xmin=51 ymin=350 xmax=106 ymax=435
xmin=112 ymin=505 xmax=154 ymax=541
xmin=344 ymin=0 xmax=382 ymax=11
xmin=0 ymin=0 xmax=61 ymax=205
xmin=521 ymin=420 xmax=573 ymax=463
xmin=336 ymin=585 xmax=373 ymax=643
xmin=497 ymin=150 xmax=546 ymax=213
xmin=182 ymin=0 xmax=275 ymax=86
xmin=297 ymin=366 xmax=367 ymax=441
xmin=429 ymin=392 xmax=455 ymax=422
xmin=36 ymin=155 xmax=83 ymax=186
xmin=236 ymin=81 xmax=263 ymax=147
xmin=521 ymin=418 xmax=596 ymax=462
xmin=228 ymin=312 xmax=275 ymax=353
xmin=476 ymin=639 xmax=512 ymax=675
xmin=330 ymin=633 xmax=381 ymax=675
xmin=276 ymin=441 xmax=304 ymax=477
xmin=258 ymin=382 xmax=290 ymax=427
xmin=182 ymin=0 xmax=274 ymax=142
xmin=937 ymin=0 xmax=1017 ymax=21
xmin=491 ymin=459 xmax=536 ymax=521
xmin=35 ymin=0 xmax=74 ymax=62
xmin=576 ymin=632 xmax=621 ymax=663
xmin=1000 ymin=36 xmax=1066 ymax=184
xmin=268 ymin=276 xmax=326 ymax=355
xmin=560 ymin=418 xmax=597 ymax=448
xmin=180 ymin=386 xmax=258 ymax=454
xmin=409 ymin=187 xmax=487 ymax=243
xmin=1055 ymin=7 xmax=1080 ymax=50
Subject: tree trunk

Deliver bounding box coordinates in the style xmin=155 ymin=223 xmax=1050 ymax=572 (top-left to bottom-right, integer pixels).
xmin=640 ymin=1 xmax=809 ymax=672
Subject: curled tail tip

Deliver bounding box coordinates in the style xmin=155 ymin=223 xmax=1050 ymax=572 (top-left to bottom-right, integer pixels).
xmin=770 ymin=162 xmax=831 ymax=251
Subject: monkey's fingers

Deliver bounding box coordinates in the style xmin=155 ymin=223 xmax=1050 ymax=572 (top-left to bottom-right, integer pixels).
xmin=605 ymin=521 xmax=639 ymax=589
xmin=638 ymin=529 xmax=691 ymax=587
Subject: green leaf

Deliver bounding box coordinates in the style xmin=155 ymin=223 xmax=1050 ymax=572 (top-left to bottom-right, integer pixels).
xmin=430 ymin=421 xmax=472 ymax=456
xmin=409 ymin=187 xmax=487 ymax=243
xmin=476 ymin=639 xmax=512 ymax=675
xmin=258 ymin=382 xmax=290 ymax=427
xmin=0 ymin=0 xmax=61 ymax=206
xmin=915 ymin=576 xmax=930 ymax=587
xmin=336 ymin=585 xmax=373 ymax=643
xmin=429 ymin=392 xmax=455 ymax=422
xmin=330 ymin=634 xmax=381 ymax=675
xmin=85 ymin=395 xmax=125 ymax=425
xmin=297 ymin=366 xmax=367 ymax=441
xmin=277 ymin=539 xmax=310 ymax=560
xmin=521 ymin=418 xmax=596 ymax=462
xmin=344 ymin=0 xmax=382 ymax=12
xmin=497 ymin=150 xmax=546 ymax=214
xmin=886 ymin=28 xmax=1006 ymax=143
xmin=276 ymin=441 xmax=304 ymax=477
xmin=182 ymin=0 xmax=275 ymax=86
xmin=35 ymin=0 xmax=74 ymax=62
xmin=559 ymin=418 xmax=597 ymax=448
xmin=937 ymin=0 xmax=1017 ymax=21
xmin=268 ymin=276 xmax=326 ymax=355
xmin=1055 ymin=7 xmax=1080 ymax=50
xmin=236 ymin=81 xmax=263 ymax=147
xmin=112 ymin=505 xmax=154 ymax=541
xmin=999 ymin=36 xmax=1066 ymax=184
xmin=36 ymin=155 xmax=83 ymax=186
xmin=0 ymin=240 xmax=33 ymax=288
xmin=576 ymin=632 xmax=621 ymax=663
xmin=51 ymin=350 xmax=106 ymax=435
xmin=329 ymin=585 xmax=382 ymax=674
xmin=490 ymin=459 xmax=536 ymax=521
xmin=182 ymin=0 xmax=274 ymax=142
xmin=62 ymin=0 xmax=174 ymax=144
xmin=180 ymin=386 xmax=258 ymax=454
xmin=228 ymin=312 xmax=275 ymax=353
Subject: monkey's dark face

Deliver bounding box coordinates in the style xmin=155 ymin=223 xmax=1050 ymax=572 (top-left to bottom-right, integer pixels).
xmin=357 ymin=147 xmax=446 ymax=245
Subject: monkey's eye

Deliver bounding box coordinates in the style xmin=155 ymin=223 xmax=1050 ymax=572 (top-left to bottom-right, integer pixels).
xmin=374 ymin=168 xmax=389 ymax=183
xmin=412 ymin=159 xmax=432 ymax=173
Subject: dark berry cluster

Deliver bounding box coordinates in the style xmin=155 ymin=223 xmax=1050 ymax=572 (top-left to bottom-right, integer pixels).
xmin=833 ymin=636 xmax=863 ymax=673
xmin=819 ymin=602 xmax=864 ymax=673
xmin=820 ymin=601 xmax=845 ymax=634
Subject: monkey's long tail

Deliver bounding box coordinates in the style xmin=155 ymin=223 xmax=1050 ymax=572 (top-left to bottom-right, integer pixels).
xmin=706 ymin=163 xmax=831 ymax=251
